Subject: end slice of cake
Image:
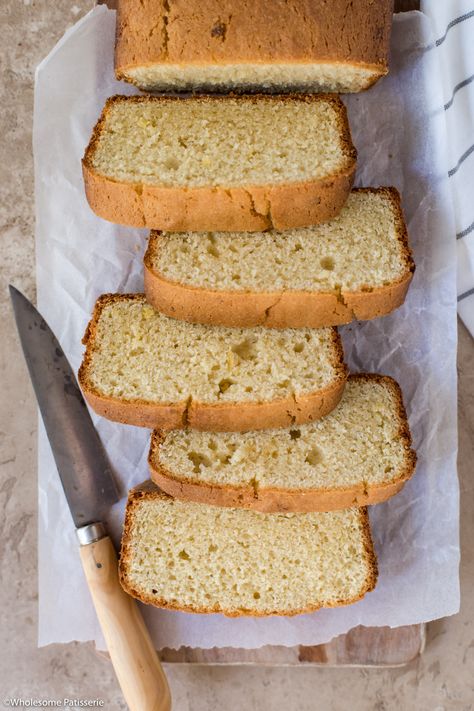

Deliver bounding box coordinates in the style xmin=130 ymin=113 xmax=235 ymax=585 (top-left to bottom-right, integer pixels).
xmin=119 ymin=482 xmax=378 ymax=616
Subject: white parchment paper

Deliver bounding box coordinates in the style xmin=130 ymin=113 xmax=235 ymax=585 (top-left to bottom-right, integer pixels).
xmin=34 ymin=7 xmax=460 ymax=649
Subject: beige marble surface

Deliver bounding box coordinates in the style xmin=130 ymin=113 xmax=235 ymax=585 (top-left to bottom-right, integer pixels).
xmin=1 ymin=1 xmax=474 ymax=708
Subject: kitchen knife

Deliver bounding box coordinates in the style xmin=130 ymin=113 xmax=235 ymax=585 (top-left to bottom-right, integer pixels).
xmin=10 ymin=286 xmax=171 ymax=711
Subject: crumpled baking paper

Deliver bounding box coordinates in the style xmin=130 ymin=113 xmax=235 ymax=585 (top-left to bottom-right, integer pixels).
xmin=34 ymin=7 xmax=459 ymax=649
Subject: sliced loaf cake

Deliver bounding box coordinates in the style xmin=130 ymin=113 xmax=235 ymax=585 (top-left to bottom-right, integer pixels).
xmin=115 ymin=0 xmax=393 ymax=94
xmin=144 ymin=188 xmax=415 ymax=328
xmin=119 ymin=482 xmax=378 ymax=616
xmin=79 ymin=294 xmax=347 ymax=432
xmin=82 ymin=95 xmax=356 ymax=232
xmin=149 ymin=375 xmax=416 ymax=512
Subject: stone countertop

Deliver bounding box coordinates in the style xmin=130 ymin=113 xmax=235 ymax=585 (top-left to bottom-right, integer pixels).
xmin=1 ymin=1 xmax=473 ymax=709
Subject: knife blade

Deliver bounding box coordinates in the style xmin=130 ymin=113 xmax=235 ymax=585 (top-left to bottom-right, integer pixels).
xmin=9 ymin=285 xmax=119 ymax=525
xmin=10 ymin=286 xmax=171 ymax=711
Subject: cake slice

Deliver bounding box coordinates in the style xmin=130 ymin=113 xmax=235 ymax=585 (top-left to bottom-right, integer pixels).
xmin=82 ymin=94 xmax=356 ymax=232
xmin=78 ymin=294 xmax=347 ymax=432
xmin=119 ymin=482 xmax=378 ymax=616
xmin=144 ymin=188 xmax=415 ymax=328
xmin=115 ymin=0 xmax=393 ymax=94
xmin=149 ymin=375 xmax=416 ymax=512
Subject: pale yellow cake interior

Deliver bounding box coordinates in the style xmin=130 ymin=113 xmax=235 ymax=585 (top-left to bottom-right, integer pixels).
xmin=89 ymin=97 xmax=350 ymax=187
xmin=123 ymin=62 xmax=378 ymax=95
xmin=84 ymin=297 xmax=341 ymax=403
xmin=153 ymin=378 xmax=411 ymax=490
xmin=123 ymin=494 xmax=373 ymax=614
xmin=150 ymin=191 xmax=408 ymax=292
xmin=121 ymin=62 xmax=379 ymax=94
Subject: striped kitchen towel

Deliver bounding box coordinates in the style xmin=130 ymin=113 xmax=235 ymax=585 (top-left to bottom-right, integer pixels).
xmin=421 ymin=1 xmax=474 ymax=334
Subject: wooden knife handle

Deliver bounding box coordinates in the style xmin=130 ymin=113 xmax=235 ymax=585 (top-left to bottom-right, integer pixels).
xmin=79 ymin=535 xmax=171 ymax=711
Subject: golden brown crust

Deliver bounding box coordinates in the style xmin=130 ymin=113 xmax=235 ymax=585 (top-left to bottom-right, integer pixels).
xmin=79 ymin=293 xmax=348 ymax=432
xmin=82 ymin=94 xmax=356 ymax=232
xmin=148 ymin=374 xmax=417 ymax=512
xmin=144 ymin=187 xmax=415 ymax=328
xmin=149 ymin=461 xmax=409 ymax=512
xmin=115 ymin=0 xmax=393 ymax=92
xmin=118 ymin=482 xmax=378 ymax=616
